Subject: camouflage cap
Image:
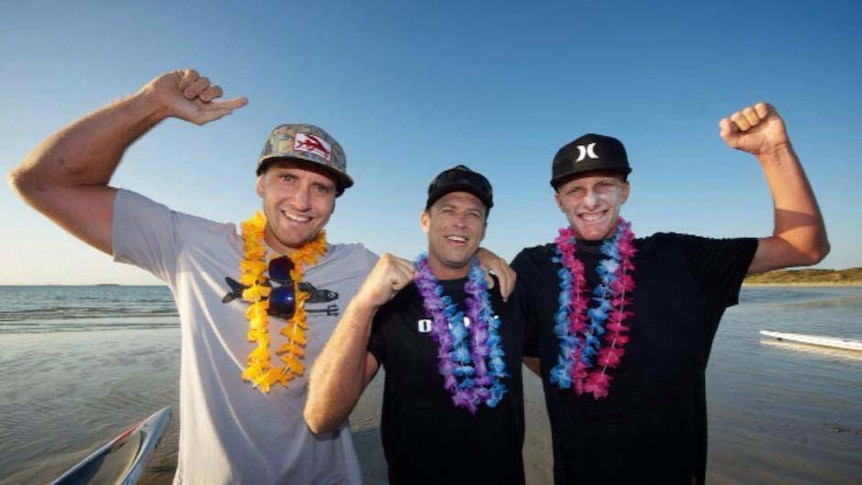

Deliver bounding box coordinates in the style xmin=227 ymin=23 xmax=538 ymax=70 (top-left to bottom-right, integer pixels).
xmin=257 ymin=123 xmax=354 ymax=195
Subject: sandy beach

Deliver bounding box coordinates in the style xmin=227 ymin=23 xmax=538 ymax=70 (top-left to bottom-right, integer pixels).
xmin=133 ymin=368 xmax=555 ymax=485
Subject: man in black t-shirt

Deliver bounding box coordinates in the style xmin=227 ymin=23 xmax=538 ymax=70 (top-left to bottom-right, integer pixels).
xmin=306 ymin=166 xmax=529 ymax=485
xmin=513 ymin=102 xmax=829 ymax=485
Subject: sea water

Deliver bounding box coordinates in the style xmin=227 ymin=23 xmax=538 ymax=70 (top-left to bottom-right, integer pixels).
xmin=707 ymin=286 xmax=862 ymax=484
xmin=0 ymin=285 xmax=859 ymax=485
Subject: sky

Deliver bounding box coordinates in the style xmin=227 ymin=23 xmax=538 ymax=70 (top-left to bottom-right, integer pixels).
xmin=1 ymin=0 xmax=860 ymax=285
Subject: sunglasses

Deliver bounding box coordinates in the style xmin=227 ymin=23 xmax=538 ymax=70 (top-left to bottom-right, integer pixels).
xmin=268 ymin=256 xmax=296 ymax=318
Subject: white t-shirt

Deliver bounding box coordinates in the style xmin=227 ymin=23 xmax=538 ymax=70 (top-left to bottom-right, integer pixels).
xmin=113 ymin=189 xmax=377 ymax=485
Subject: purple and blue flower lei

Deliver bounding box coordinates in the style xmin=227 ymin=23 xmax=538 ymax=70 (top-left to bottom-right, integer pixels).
xmin=414 ymin=255 xmax=507 ymax=414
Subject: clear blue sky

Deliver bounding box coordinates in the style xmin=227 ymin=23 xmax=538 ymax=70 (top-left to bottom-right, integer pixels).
xmin=2 ymin=1 xmax=860 ymax=285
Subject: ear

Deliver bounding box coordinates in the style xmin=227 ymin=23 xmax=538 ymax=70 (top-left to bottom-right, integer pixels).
xmin=255 ymin=175 xmax=265 ymax=198
xmin=420 ymin=210 xmax=430 ymax=235
xmin=554 ymin=192 xmax=564 ymax=212
xmin=620 ymin=181 xmax=631 ymax=204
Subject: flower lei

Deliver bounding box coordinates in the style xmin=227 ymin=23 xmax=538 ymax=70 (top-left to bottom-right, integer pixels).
xmin=238 ymin=212 xmax=327 ymax=393
xmin=550 ymin=217 xmax=636 ymax=399
xmin=414 ymin=255 xmax=508 ymax=414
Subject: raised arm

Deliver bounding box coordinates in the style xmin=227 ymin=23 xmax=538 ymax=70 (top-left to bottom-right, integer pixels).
xmin=305 ymin=253 xmax=415 ymax=435
xmin=719 ymin=102 xmax=829 ymax=274
xmin=6 ymin=69 xmax=247 ymax=254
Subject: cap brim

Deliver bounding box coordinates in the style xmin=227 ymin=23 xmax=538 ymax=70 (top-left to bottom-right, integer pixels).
xmin=258 ymin=156 xmax=354 ymax=191
xmin=427 ymin=184 xmax=492 ymax=210
xmin=551 ymin=166 xmax=631 ymax=187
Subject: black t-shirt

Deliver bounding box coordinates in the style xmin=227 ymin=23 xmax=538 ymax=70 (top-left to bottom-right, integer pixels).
xmin=512 ymin=232 xmax=757 ymax=485
xmin=367 ymin=276 xmax=529 ymax=485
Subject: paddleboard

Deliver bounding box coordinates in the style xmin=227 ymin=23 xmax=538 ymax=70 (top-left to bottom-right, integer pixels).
xmin=49 ymin=406 xmax=171 ymax=485
xmin=759 ymin=330 xmax=862 ymax=352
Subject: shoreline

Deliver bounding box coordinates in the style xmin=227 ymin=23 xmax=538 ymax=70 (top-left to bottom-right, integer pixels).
xmin=742 ymin=282 xmax=862 ymax=287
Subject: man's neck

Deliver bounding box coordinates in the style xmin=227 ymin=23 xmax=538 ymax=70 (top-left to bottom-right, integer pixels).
xmin=575 ymin=237 xmax=605 ymax=255
xmin=426 ymin=258 xmax=471 ymax=281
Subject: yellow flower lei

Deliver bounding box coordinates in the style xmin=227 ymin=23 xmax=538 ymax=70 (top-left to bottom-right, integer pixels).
xmin=238 ymin=212 xmax=327 ymax=393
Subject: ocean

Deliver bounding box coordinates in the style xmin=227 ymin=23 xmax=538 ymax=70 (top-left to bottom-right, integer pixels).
xmin=0 ymin=285 xmax=859 ymax=484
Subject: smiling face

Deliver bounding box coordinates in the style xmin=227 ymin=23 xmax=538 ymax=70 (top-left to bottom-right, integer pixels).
xmin=421 ymin=191 xmax=487 ymax=279
xmin=255 ymin=160 xmax=337 ymax=254
xmin=554 ymin=171 xmax=629 ymax=241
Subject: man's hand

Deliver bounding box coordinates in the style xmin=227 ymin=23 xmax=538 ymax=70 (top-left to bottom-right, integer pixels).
xmin=140 ymin=69 xmax=248 ymax=125
xmin=476 ymin=248 xmax=515 ymax=301
xmin=719 ymin=102 xmax=789 ymax=156
xmin=355 ymin=253 xmax=416 ymax=308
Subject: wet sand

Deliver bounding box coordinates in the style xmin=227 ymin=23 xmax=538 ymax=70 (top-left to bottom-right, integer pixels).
xmin=136 ymin=367 xmax=555 ymax=485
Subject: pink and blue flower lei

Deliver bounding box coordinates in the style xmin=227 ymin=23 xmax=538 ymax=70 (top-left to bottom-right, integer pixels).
xmin=414 ymin=255 xmax=508 ymax=414
xmin=550 ymin=217 xmax=636 ymax=399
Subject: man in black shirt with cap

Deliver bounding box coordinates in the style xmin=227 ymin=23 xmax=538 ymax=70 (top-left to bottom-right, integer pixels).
xmin=513 ymin=102 xmax=829 ymax=485
xmin=306 ymin=165 xmax=530 ymax=485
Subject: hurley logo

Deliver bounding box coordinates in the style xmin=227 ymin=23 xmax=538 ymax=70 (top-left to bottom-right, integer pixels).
xmin=294 ymin=133 xmax=331 ymax=162
xmin=575 ymin=142 xmax=598 ymax=162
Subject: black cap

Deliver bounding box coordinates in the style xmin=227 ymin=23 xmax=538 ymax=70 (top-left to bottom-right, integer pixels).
xmin=550 ymin=133 xmax=632 ymax=188
xmin=426 ymin=165 xmax=493 ymax=211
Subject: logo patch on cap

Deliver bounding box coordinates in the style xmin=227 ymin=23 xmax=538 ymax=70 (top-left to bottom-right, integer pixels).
xmin=293 ymin=133 xmax=331 ymax=162
xmin=575 ymin=143 xmax=598 ymax=162
xmin=550 ymin=133 xmax=631 ymax=187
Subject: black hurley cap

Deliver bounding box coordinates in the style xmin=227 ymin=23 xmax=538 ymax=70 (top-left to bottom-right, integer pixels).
xmin=550 ymin=133 xmax=632 ymax=189
xmin=426 ymin=165 xmax=494 ymax=211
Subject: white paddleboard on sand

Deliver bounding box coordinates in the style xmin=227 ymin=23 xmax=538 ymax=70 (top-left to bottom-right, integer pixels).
xmin=760 ymin=330 xmax=862 ymax=352
xmin=49 ymin=406 xmax=171 ymax=485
